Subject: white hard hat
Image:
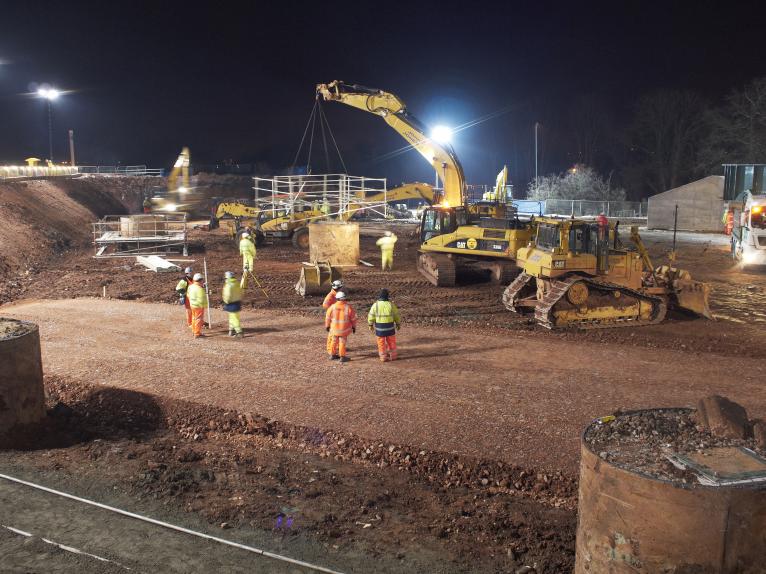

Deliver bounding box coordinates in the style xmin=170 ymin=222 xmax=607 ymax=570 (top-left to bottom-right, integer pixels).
xmin=335 ymin=291 xmax=346 ymax=300
xmin=241 ymin=232 xmax=250 ymax=238
xmin=184 ymin=267 xmax=193 ymax=274
xmin=224 ymin=271 xmax=235 ymax=279
xmin=331 ymin=280 xmax=343 ymax=290
xmin=385 ymin=231 xmax=393 ymax=237
xmin=193 ymin=273 xmax=204 ymax=281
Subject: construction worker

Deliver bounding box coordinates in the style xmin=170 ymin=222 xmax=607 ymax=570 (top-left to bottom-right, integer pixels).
xmin=376 ymin=231 xmax=398 ymax=271
xmin=222 ymin=271 xmax=243 ymax=338
xmin=325 ymin=291 xmax=356 ymax=363
xmin=323 ymin=279 xmax=343 ymax=355
xmin=367 ymin=288 xmax=401 ymax=362
xmin=240 ymin=232 xmax=256 ymax=272
xmin=175 ymin=266 xmax=194 ymax=328
xmin=323 ymin=279 xmax=343 ymax=310
xmin=187 ymin=273 xmax=208 ymax=339
xmin=142 ymin=196 xmax=152 ymax=214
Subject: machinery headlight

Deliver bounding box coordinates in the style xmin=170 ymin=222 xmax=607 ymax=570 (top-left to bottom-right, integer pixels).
xmin=163 ymin=203 xmax=177 ymax=212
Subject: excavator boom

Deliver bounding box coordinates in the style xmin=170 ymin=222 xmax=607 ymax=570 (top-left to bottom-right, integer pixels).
xmin=317 ymin=81 xmax=465 ymax=207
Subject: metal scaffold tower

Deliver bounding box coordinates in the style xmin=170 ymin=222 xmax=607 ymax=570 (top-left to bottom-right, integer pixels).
xmin=252 ymin=174 xmax=388 ymax=222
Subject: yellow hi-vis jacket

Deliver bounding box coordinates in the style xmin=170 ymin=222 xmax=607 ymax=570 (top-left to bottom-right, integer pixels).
xmin=222 ymin=277 xmax=242 ymax=304
xmin=376 ymin=234 xmax=397 ymax=253
xmin=239 ymin=237 xmax=256 ymax=258
xmin=367 ymin=300 xmax=401 ymax=337
xmin=187 ymin=282 xmax=208 ymax=309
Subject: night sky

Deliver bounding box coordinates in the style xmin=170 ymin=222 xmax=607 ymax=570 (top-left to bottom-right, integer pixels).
xmin=1 ymin=1 xmax=765 ymax=190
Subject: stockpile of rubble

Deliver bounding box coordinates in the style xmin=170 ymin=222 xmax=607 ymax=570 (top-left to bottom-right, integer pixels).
xmin=586 ymin=395 xmax=766 ymax=482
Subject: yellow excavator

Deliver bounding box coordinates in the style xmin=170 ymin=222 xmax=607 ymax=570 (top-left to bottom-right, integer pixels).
xmin=209 ymin=182 xmax=435 ymax=249
xmin=150 ymin=147 xmax=193 ymax=212
xmin=317 ymin=81 xmax=533 ymax=286
xmin=502 ymin=218 xmax=712 ymax=329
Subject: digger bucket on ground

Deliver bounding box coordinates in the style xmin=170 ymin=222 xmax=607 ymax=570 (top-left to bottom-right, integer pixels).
xmin=295 ymin=261 xmax=342 ymax=297
xmin=673 ymin=278 xmax=713 ymax=319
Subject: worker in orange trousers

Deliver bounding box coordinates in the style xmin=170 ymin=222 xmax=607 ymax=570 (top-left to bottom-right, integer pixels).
xmin=187 ymin=273 xmax=208 ymax=338
xmin=175 ymin=266 xmax=194 ymax=328
xmin=367 ymin=288 xmax=401 ymax=361
xmin=325 ymin=291 xmax=356 ymax=363
xmin=323 ymin=279 xmax=343 ymax=355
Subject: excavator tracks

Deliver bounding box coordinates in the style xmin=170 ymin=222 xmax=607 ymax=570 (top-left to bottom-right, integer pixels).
xmin=417 ymin=252 xmax=456 ymax=287
xmin=503 ymin=273 xmax=667 ymax=330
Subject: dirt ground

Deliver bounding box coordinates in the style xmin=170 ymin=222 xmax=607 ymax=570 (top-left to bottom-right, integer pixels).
xmin=2 ymin=178 xmax=766 ymax=572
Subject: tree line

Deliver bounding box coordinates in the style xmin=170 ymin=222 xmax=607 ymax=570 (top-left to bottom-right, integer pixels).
xmin=529 ymin=76 xmax=766 ymax=201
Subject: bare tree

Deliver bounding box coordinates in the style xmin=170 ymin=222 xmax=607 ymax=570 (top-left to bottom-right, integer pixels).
xmin=569 ymin=94 xmax=616 ymax=170
xmin=528 ymin=164 xmax=625 ymax=201
xmin=699 ymin=77 xmax=766 ymax=171
xmin=626 ymin=90 xmax=709 ymax=196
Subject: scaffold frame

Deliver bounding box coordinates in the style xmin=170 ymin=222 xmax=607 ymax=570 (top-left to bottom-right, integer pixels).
xmin=252 ymin=174 xmax=388 ymax=222
xmin=92 ymin=214 xmax=188 ymax=258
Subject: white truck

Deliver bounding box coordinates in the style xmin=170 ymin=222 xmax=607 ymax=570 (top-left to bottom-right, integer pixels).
xmin=731 ymin=192 xmax=766 ymax=268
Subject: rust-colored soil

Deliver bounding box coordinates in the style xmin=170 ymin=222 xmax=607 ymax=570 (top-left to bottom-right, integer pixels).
xmin=3 ymin=189 xmax=766 ymax=571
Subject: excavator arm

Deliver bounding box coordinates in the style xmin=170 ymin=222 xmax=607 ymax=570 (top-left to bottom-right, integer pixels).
xmin=167 ymin=147 xmax=190 ymax=192
xmin=317 ymin=81 xmax=465 ymax=207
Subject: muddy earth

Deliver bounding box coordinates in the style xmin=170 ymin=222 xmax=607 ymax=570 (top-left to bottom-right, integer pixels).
xmin=2 ymin=177 xmax=766 ymax=572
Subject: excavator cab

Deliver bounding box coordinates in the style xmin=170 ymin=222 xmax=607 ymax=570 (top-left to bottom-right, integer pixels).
xmin=419 ymin=206 xmax=468 ymax=242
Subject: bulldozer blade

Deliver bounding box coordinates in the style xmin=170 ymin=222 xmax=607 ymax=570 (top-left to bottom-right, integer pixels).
xmin=673 ymin=279 xmax=712 ymax=319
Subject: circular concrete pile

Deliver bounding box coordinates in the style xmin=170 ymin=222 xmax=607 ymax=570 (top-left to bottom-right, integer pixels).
xmin=0 ymin=318 xmax=46 ymax=435
xmin=576 ymin=399 xmax=766 ymax=573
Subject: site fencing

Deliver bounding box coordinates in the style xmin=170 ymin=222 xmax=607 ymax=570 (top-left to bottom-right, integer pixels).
xmin=0 ymin=165 xmax=163 ymax=180
xmin=513 ymin=199 xmax=648 ymax=218
xmin=78 ymin=165 xmax=164 ymax=176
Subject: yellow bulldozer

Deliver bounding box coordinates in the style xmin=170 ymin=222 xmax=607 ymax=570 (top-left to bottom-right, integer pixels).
xmin=502 ymin=217 xmax=711 ymax=329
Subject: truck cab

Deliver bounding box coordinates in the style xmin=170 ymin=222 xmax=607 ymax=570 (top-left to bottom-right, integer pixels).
xmin=733 ymin=194 xmax=766 ymax=268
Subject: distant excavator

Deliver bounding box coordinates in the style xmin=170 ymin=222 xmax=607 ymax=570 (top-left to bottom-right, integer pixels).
xmin=502 ymin=218 xmax=711 ymax=329
xmin=149 ymin=147 xmax=193 ymax=213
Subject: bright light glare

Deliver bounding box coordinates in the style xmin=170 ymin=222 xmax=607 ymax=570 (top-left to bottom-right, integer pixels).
xmin=162 ymin=203 xmax=177 ymax=212
xmin=431 ymin=125 xmax=453 ymax=144
xmin=37 ymin=88 xmax=60 ymax=100
xmin=177 ymin=186 xmax=188 ymax=193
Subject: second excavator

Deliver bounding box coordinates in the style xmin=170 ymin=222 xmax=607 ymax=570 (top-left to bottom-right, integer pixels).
xmin=317 ymin=81 xmax=533 ymax=286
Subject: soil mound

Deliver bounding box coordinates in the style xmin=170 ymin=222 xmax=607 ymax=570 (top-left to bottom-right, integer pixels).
xmin=0 ymin=177 xmax=149 ymax=280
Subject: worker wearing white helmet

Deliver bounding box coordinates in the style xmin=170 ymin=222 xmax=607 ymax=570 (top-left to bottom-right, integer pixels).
xmin=222 ymin=271 xmax=243 ymax=338
xmin=376 ymin=231 xmax=398 ymax=271
xmin=322 ymin=279 xmax=344 ymax=355
xmin=187 ymin=272 xmax=208 ymax=338
xmin=324 ymin=290 xmax=357 ymax=362
xmin=239 ymin=231 xmax=257 ymax=287
xmin=175 ymin=266 xmax=195 ymax=328
xmin=323 ymin=279 xmax=344 ymax=310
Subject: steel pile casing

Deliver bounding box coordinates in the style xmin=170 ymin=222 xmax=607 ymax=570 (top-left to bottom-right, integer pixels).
xmin=0 ymin=319 xmax=46 ymax=434
xmin=575 ymin=419 xmax=766 ymax=573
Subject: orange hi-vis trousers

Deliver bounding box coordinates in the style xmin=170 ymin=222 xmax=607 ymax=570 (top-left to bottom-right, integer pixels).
xmin=329 ymin=335 xmax=348 ymax=357
xmin=185 ymin=306 xmax=193 ymax=327
xmin=376 ymin=335 xmax=397 ymax=361
xmin=191 ymin=307 xmax=205 ymax=337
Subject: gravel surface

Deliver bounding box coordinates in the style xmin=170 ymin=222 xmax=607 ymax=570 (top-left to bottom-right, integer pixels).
xmin=3 ymin=298 xmax=766 ymax=476
xmin=584 ymin=408 xmax=766 ymax=482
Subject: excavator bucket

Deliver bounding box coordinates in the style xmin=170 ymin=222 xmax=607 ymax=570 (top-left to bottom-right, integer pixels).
xmin=673 ymin=278 xmax=713 ymax=319
xmin=295 ymin=261 xmax=341 ymax=297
